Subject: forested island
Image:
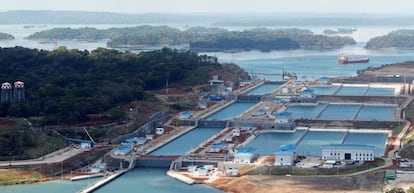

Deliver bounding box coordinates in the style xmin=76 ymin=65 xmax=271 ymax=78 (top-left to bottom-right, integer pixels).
xmin=323 ymin=28 xmax=356 ymax=35
xmin=0 ymin=32 xmax=14 ymax=40
xmin=366 ymin=30 xmax=414 ymax=48
xmin=26 ymin=26 xmax=356 ymax=51
xmin=0 ymin=47 xmax=228 ymax=125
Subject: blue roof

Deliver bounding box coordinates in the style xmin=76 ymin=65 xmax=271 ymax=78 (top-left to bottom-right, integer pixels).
xmin=319 ymin=77 xmax=329 ymax=80
xmin=236 ymin=147 xmax=257 ymax=156
xmin=276 ymin=112 xmax=292 ymax=118
xmin=241 ymin=123 xmax=252 ymax=129
xmin=211 ymin=142 xmax=227 ymax=148
xmin=65 ymin=137 xmax=93 ymax=144
xmin=301 ymin=89 xmax=314 ymax=93
xmin=125 ymin=137 xmax=146 ymax=143
xmin=275 ymin=144 xmax=296 ymax=154
xmin=321 ymin=144 xmax=376 ymax=150
xmin=181 ymin=111 xmax=193 ymax=116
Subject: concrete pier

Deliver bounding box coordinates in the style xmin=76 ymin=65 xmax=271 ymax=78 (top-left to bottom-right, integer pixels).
xmin=294 ymin=128 xmax=309 ymax=145
xmin=166 ymin=170 xmax=195 ymax=184
xmin=340 ymin=129 xmax=350 ymax=144
xmin=70 ymin=173 xmax=104 ymax=181
xmin=314 ymin=103 xmax=329 ymax=119
xmin=352 ymin=104 xmax=363 ymax=120
xmin=76 ymin=169 xmax=130 ymax=193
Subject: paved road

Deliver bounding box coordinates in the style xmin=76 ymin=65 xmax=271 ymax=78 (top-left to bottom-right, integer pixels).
xmin=0 ymin=147 xmax=86 ymax=167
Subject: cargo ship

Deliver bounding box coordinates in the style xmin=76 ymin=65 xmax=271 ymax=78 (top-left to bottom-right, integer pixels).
xmin=338 ymin=54 xmax=369 ymax=64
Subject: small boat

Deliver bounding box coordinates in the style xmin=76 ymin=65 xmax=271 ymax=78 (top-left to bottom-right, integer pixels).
xmin=338 ymin=54 xmax=369 ymax=64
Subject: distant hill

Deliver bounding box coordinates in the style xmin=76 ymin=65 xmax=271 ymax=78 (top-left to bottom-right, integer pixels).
xmin=0 ymin=10 xmax=221 ymax=24
xmin=0 ymin=32 xmax=14 ymax=40
xmin=366 ymin=30 xmax=414 ymax=48
xmin=2 ymin=10 xmax=414 ymax=26
xmin=27 ymin=26 xmax=355 ymax=51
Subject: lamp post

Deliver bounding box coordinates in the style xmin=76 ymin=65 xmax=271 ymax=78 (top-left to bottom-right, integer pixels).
xmin=8 ymin=152 xmax=12 ymax=167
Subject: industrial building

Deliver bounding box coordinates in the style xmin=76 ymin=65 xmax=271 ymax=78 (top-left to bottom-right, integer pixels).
xmin=233 ymin=147 xmax=258 ymax=164
xmin=321 ymin=144 xmax=375 ymax=162
xmin=274 ymin=144 xmax=297 ymax=166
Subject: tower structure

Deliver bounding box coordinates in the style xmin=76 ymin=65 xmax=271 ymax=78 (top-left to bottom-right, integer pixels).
xmin=13 ymin=81 xmax=25 ymax=103
xmin=1 ymin=82 xmax=12 ymax=103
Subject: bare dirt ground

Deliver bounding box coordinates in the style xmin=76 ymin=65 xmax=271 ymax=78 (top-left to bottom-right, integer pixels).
xmin=0 ymin=169 xmax=48 ymax=185
xmin=360 ymin=63 xmax=414 ymax=77
xmin=385 ymin=172 xmax=414 ymax=192
xmin=212 ymin=171 xmax=385 ymax=193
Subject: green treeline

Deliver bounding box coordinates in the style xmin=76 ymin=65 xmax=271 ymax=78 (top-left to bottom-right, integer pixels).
xmin=366 ymin=30 xmax=414 ymax=48
xmin=0 ymin=47 xmax=220 ymax=124
xmin=26 ymin=26 xmax=356 ymax=51
xmin=0 ymin=32 xmax=14 ymax=40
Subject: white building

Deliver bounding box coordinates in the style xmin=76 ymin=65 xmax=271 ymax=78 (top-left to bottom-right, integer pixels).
xmin=274 ymin=144 xmax=297 ymax=166
xmin=321 ymin=144 xmax=376 ymax=162
xmin=232 ymin=128 xmax=241 ymax=137
xmin=234 ymin=147 xmax=258 ymax=164
xmin=319 ymin=76 xmax=329 ymax=85
xmin=155 ymin=127 xmax=165 ymax=135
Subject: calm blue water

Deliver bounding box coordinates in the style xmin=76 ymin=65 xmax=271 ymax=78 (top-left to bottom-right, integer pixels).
xmin=365 ymin=87 xmax=396 ymax=96
xmin=0 ymin=178 xmax=98 ymax=193
xmin=95 ymin=168 xmax=222 ymax=193
xmin=342 ymin=133 xmax=388 ymax=156
xmin=285 ymin=104 xmax=325 ymax=119
xmin=356 ymin=105 xmax=396 ymax=121
xmin=206 ymin=102 xmax=256 ymax=120
xmin=286 ymin=103 xmax=396 ymax=121
xmin=310 ymin=85 xmax=396 ymax=96
xmin=246 ymin=83 xmax=281 ymax=95
xmin=246 ymin=130 xmax=306 ymax=155
xmin=209 ymin=43 xmax=414 ymax=81
xmin=336 ymin=86 xmax=368 ymax=96
xmin=150 ymin=127 xmax=223 ymax=156
xmin=296 ymin=131 xmax=346 ymax=156
xmin=309 ymin=85 xmax=340 ymax=95
xmin=318 ymin=104 xmax=360 ymax=120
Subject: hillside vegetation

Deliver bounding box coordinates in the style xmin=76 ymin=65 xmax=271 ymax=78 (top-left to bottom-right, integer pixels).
xmin=366 ymin=30 xmax=414 ymax=48
xmin=0 ymin=32 xmax=14 ymax=40
xmin=0 ymin=47 xmax=221 ymax=124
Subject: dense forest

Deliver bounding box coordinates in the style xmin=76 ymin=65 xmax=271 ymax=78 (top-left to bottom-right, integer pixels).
xmin=0 ymin=32 xmax=14 ymax=40
xmin=26 ymin=26 xmax=356 ymax=51
xmin=366 ymin=30 xmax=414 ymax=48
xmin=0 ymin=46 xmax=221 ymax=125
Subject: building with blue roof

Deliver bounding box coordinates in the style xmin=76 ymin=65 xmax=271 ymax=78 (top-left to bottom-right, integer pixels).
xmin=270 ymin=112 xmax=296 ymax=130
xmin=274 ymin=144 xmax=297 ymax=166
xmin=321 ymin=144 xmax=376 ymax=162
xmin=319 ymin=76 xmax=329 ymax=85
xmin=209 ymin=142 xmax=227 ymax=153
xmin=290 ymin=88 xmax=316 ymax=103
xmin=234 ymin=147 xmax=258 ymax=164
xmin=65 ymin=137 xmax=94 ymax=149
xmin=178 ymin=111 xmax=193 ymax=119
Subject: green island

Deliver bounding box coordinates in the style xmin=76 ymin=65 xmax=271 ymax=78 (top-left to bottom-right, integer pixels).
xmin=0 ymin=32 xmax=14 ymax=40
xmin=323 ymin=28 xmax=356 ymax=35
xmin=26 ymin=26 xmax=356 ymax=51
xmin=366 ymin=29 xmax=414 ymax=48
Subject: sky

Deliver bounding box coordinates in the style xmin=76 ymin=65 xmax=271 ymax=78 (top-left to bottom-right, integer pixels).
xmin=1 ymin=0 xmax=414 ymax=14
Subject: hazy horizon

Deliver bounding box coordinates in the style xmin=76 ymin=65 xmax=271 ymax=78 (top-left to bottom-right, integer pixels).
xmin=2 ymin=0 xmax=414 ymax=14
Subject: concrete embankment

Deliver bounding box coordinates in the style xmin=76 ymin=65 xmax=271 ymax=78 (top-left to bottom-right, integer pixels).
xmin=76 ymin=169 xmax=130 ymax=193
xmin=70 ymin=173 xmax=104 ymax=181
xmin=166 ymin=170 xmax=195 ymax=185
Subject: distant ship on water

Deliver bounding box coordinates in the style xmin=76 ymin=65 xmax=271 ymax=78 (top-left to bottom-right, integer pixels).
xmin=338 ymin=54 xmax=369 ymax=64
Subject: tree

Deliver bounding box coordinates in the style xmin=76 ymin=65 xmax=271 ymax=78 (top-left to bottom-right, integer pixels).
xmin=386 ymin=188 xmax=406 ymax=193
